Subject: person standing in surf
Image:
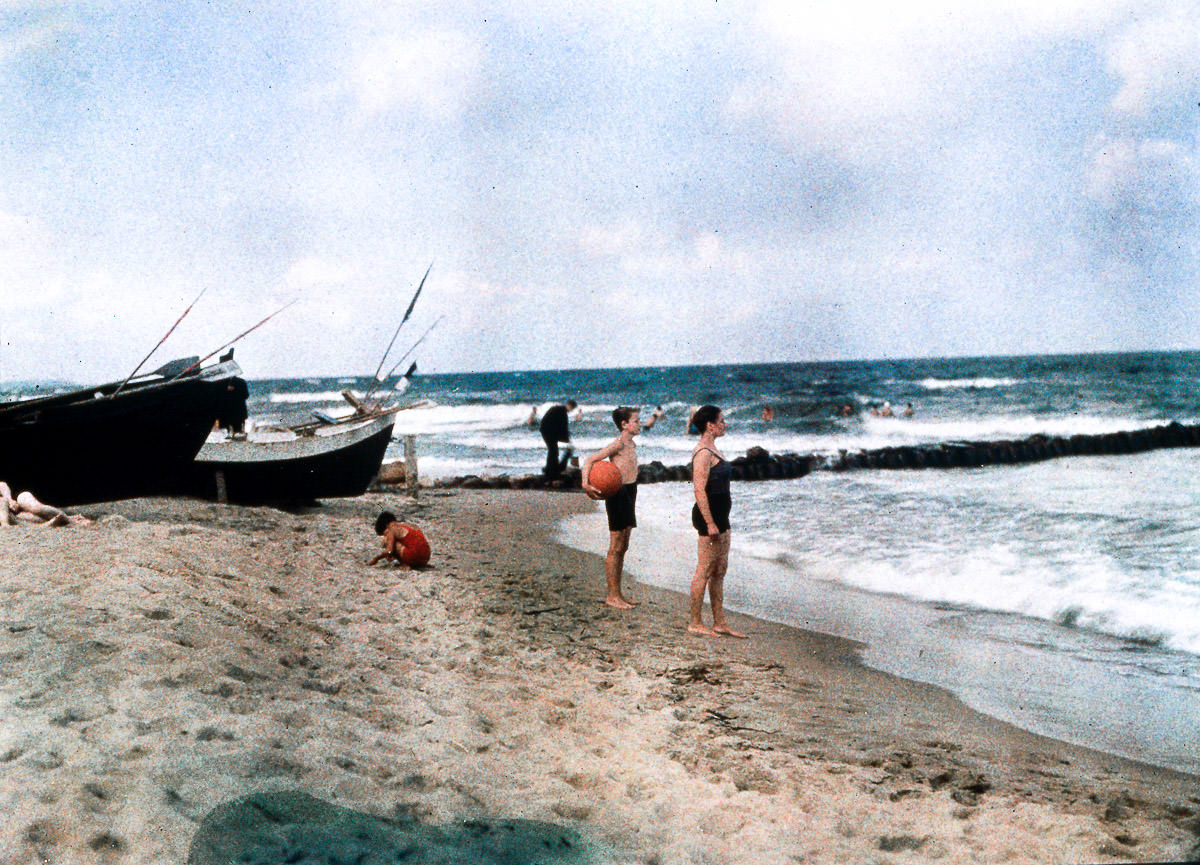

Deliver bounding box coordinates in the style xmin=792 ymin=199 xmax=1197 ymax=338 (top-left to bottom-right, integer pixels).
xmin=580 ymin=407 xmax=642 ymax=610
xmin=539 ymin=400 xmax=577 ymax=479
xmin=687 ymin=405 xmax=746 ymax=638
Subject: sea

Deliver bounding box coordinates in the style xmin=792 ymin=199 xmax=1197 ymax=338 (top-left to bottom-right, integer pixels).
xmin=7 ymin=350 xmax=1200 ymax=773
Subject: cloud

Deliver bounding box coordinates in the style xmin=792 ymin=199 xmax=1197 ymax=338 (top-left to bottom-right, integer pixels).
xmin=725 ymin=6 xmax=933 ymax=160
xmin=0 ymin=4 xmax=76 ymax=63
xmin=1086 ymin=135 xmax=1198 ymax=211
xmin=1084 ymin=134 xmax=1200 ymax=272
xmin=577 ymin=217 xmax=757 ymax=284
xmin=0 ymin=208 xmax=67 ymax=311
xmin=1105 ymin=3 xmax=1200 ymax=116
xmin=726 ymin=0 xmax=1126 ymax=163
xmin=577 ymin=219 xmax=651 ymax=259
xmin=349 ymin=27 xmax=482 ymax=120
xmin=5 ymin=0 xmax=1200 ymax=379
xmin=285 ymin=256 xmax=357 ymax=289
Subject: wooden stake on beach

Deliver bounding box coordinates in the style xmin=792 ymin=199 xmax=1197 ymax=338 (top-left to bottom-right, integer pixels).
xmin=404 ymin=434 xmax=418 ymax=498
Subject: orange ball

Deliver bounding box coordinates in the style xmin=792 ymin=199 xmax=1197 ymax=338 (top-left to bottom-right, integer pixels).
xmin=586 ymin=460 xmax=623 ymax=500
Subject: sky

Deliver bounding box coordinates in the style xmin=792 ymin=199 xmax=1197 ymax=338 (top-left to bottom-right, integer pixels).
xmin=2 ymin=0 xmax=1199 ymax=382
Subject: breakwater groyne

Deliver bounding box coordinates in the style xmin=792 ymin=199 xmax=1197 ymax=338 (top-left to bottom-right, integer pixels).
xmin=828 ymin=420 xmax=1200 ymax=471
xmin=425 ymin=421 xmax=1200 ymax=490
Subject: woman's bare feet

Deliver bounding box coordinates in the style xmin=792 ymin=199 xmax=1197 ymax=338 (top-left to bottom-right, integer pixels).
xmin=605 ymin=596 xmax=635 ymax=610
xmin=687 ymin=623 xmax=717 ymax=636
xmin=713 ymin=624 xmax=748 ymax=639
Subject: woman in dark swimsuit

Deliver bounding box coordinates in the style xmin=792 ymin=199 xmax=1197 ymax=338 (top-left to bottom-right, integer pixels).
xmin=687 ymin=405 xmax=746 ymax=638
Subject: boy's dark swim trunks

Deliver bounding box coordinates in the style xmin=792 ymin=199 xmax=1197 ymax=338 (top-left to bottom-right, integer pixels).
xmin=605 ymin=482 xmax=638 ymax=531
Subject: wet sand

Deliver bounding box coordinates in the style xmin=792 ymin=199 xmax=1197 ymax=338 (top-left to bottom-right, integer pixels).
xmin=0 ymin=488 xmax=1197 ymax=864
xmin=558 ymin=506 xmax=1200 ymax=778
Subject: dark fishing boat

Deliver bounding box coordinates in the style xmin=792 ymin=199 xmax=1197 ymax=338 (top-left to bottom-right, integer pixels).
xmin=182 ymin=405 xmax=401 ymax=503
xmin=0 ymin=358 xmax=241 ymax=506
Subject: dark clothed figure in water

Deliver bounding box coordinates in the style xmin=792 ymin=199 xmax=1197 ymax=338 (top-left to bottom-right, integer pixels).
xmin=539 ymin=400 xmax=577 ymax=479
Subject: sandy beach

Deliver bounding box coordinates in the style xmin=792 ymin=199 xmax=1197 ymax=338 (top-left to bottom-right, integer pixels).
xmin=1 ymin=487 xmax=1198 ymax=864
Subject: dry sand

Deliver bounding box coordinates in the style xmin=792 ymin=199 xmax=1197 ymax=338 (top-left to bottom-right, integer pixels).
xmin=0 ymin=487 xmax=1197 ymax=864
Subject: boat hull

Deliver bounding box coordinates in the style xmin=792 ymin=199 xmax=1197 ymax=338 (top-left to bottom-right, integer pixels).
xmin=0 ymin=365 xmax=237 ymax=507
xmin=184 ymin=412 xmax=397 ymax=503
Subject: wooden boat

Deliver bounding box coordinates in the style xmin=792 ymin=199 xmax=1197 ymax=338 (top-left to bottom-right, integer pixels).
xmin=182 ymin=404 xmax=402 ymax=503
xmin=180 ymin=272 xmax=431 ymax=504
xmin=0 ymin=358 xmax=241 ymax=506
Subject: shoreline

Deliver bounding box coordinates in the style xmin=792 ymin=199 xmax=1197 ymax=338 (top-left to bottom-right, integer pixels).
xmin=547 ymin=497 xmax=1200 ymax=785
xmin=557 ymin=493 xmax=1200 ymax=777
xmin=0 ymin=488 xmax=1197 ymax=863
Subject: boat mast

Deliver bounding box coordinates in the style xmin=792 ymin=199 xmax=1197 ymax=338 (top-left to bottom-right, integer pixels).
xmin=172 ymin=299 xmax=299 ymax=379
xmin=362 ymin=263 xmax=432 ymax=405
xmin=381 ymin=315 xmax=443 ymax=382
xmin=110 ymin=288 xmax=207 ymax=398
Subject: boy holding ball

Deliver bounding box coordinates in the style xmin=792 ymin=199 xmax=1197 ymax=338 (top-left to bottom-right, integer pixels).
xmin=581 ymin=407 xmax=641 ymax=609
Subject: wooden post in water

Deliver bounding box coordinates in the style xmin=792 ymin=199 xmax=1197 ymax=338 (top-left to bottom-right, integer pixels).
xmin=214 ymin=470 xmax=228 ymax=505
xmin=403 ymin=434 xmax=418 ymax=498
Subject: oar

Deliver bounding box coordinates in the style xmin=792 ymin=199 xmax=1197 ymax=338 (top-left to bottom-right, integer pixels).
xmin=109 ymin=288 xmax=207 ymax=398
xmin=172 ymin=298 xmax=299 ymax=379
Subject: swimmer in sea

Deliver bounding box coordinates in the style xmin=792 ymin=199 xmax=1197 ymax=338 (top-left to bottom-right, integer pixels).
xmin=641 ymin=405 xmax=665 ymax=431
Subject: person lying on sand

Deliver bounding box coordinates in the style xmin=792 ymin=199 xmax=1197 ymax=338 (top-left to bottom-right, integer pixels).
xmin=0 ymin=482 xmax=93 ymax=528
xmin=367 ymin=510 xmax=431 ymax=568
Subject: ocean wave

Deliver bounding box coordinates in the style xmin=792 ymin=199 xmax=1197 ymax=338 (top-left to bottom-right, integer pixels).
xmin=410 ymin=454 xmax=541 ymax=478
xmin=857 ymin=414 xmax=1168 ymax=444
xmin=267 ymin=390 xmax=350 ymax=404
xmin=405 ymin=412 xmax=1177 ymax=467
xmin=639 ymin=417 xmax=1169 ymax=457
xmin=391 ymin=402 xmax=620 ymax=436
xmin=394 ymin=403 xmax=530 ymax=434
xmin=625 ymin=473 xmax=1200 ymax=657
xmin=918 ymin=377 xmax=1025 ymax=390
xmin=734 ymin=530 xmax=1200 ymax=657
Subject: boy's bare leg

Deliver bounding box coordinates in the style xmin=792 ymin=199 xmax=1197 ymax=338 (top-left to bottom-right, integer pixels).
xmin=604 ymin=528 xmax=636 ymax=609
